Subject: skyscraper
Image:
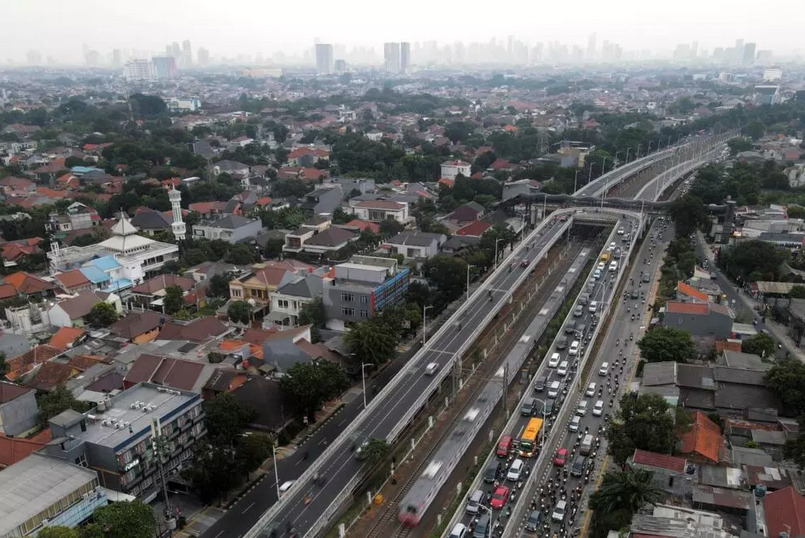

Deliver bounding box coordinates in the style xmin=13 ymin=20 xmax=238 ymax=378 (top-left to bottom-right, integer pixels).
xmin=182 ymin=40 xmax=192 ymax=67
xmin=384 ymin=42 xmax=401 ymax=73
xmin=586 ymin=33 xmax=597 ymax=60
xmin=123 ymin=59 xmax=157 ymax=82
xmin=26 ymin=50 xmax=42 ymax=65
xmin=743 ymin=42 xmax=756 ymax=66
xmin=197 ymin=47 xmax=210 ymax=66
xmin=112 ymin=49 xmax=123 ymax=68
xmin=315 ymin=43 xmax=334 ymax=74
xmin=152 ymin=56 xmax=178 ymax=79
xmin=400 ymin=42 xmax=411 ymax=73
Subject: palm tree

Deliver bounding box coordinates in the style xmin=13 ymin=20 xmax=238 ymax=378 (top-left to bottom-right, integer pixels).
xmin=589 ymin=468 xmax=664 ymax=537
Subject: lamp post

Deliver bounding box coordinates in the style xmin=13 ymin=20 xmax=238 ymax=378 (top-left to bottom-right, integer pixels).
xmin=466 ymin=264 xmax=474 ymax=300
xmin=533 ymin=398 xmax=548 ymax=451
xmin=625 ymin=147 xmax=631 ymax=164
xmin=573 ymin=169 xmax=579 ymax=193
xmin=614 ymin=151 xmax=622 ymax=167
xmin=494 ymin=238 xmax=503 ymax=269
xmin=422 ymin=304 xmax=433 ymax=348
xmin=361 ymin=362 xmax=374 ymax=409
xmin=272 ymin=443 xmax=281 ymax=499
xmin=636 ymin=144 xmax=642 ymax=159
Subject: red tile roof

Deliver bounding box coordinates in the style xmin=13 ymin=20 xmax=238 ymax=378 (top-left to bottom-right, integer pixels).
xmin=5 ymin=345 xmax=61 ymax=381
xmin=26 ymin=362 xmax=77 ymax=391
xmin=48 ymin=327 xmax=85 ymax=351
xmin=4 ymin=272 xmax=55 ymax=295
xmin=157 ymin=317 xmax=228 ymax=343
xmin=54 ymin=269 xmax=90 ymax=291
xmin=344 ymin=219 xmax=381 ymax=234
xmin=0 ymin=284 xmax=16 ymax=300
xmin=666 ymin=301 xmax=709 ymax=315
xmin=764 ymin=487 xmax=805 ymax=538
xmin=631 ymin=449 xmax=687 ymax=473
xmin=455 ymin=220 xmax=493 ymax=238
xmin=0 ymin=381 xmax=32 ymax=403
xmin=716 ymin=340 xmax=743 ymax=353
xmin=124 ymin=354 xmax=205 ymax=391
xmin=0 ymin=430 xmax=51 ymax=467
xmin=680 ymin=411 xmax=724 ymax=463
xmin=677 ymin=282 xmax=709 ymax=302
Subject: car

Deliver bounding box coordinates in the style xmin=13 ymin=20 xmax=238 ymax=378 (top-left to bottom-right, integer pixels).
xmin=547 ymin=381 xmax=561 ymax=398
xmin=630 ymin=289 xmax=639 ymax=299
xmin=597 ymin=262 xmax=605 ymax=271
xmin=448 ymin=523 xmax=468 ymax=538
xmin=599 ymin=362 xmax=609 ymax=376
xmin=497 ymin=435 xmax=513 ymax=457
xmin=521 ymin=258 xmax=530 ymax=268
xmin=576 ymin=400 xmax=588 ymax=416
xmin=552 ymin=500 xmax=567 ymax=523
xmin=610 ymin=242 xmax=616 ymax=249
xmin=466 ymin=489 xmax=484 ymax=514
xmin=593 ymin=400 xmax=605 ymax=416
xmin=425 ymin=362 xmax=439 ymax=375
xmin=588 ymin=301 xmax=598 ymax=313
xmin=490 ymin=485 xmax=510 ymax=509
xmin=579 ymin=293 xmax=589 ymax=306
xmin=525 ymin=510 xmax=544 ymax=532
xmin=565 ymin=321 xmax=576 ymax=334
xmin=569 ymin=415 xmax=581 ymax=432
xmin=642 ymin=274 xmax=651 ymax=283
xmin=534 ymin=374 xmax=548 ymax=392
xmin=554 ymin=447 xmax=569 ymax=466
xmin=548 ymin=352 xmax=561 ymax=368
xmin=556 ymin=336 xmax=568 ymax=350
xmin=585 ymin=382 xmax=596 ymax=397
xmin=279 ymin=480 xmax=295 ymax=497
xmin=593 ymin=269 xmax=602 ymax=280
xmin=557 ymin=361 xmax=569 ymax=376
xmin=573 ymin=305 xmax=584 ymax=317
xmin=568 ymin=340 xmax=580 ymax=356
xmin=507 ymin=458 xmax=524 ymax=481
xmin=617 ymin=228 xmax=624 ymax=235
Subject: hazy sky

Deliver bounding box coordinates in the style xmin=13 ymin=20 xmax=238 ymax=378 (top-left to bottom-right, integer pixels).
xmin=5 ymin=0 xmax=802 ymax=63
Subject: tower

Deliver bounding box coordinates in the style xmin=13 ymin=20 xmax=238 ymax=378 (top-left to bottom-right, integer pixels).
xmin=169 ymin=186 xmax=186 ymax=241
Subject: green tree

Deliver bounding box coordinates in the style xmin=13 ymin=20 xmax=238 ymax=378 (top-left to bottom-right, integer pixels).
xmin=787 ymin=206 xmax=805 ymax=220
xmin=745 ymin=121 xmax=765 ymax=141
xmin=718 ymin=240 xmax=788 ymax=282
xmin=669 ymin=194 xmax=708 ymax=238
xmin=280 ymin=361 xmax=349 ymax=420
xmin=784 ymin=415 xmax=805 ymax=469
xmin=637 ymin=327 xmax=695 ymax=363
xmin=37 ymin=386 xmax=91 ymax=428
xmin=344 ymin=319 xmax=398 ymax=366
xmin=589 ymin=469 xmax=664 ymax=538
xmin=424 ymin=255 xmax=468 ymax=308
xmin=85 ymin=302 xmax=118 ymax=327
xmin=606 ymin=393 xmax=678 ymax=465
xmin=766 ymin=360 xmax=805 ymax=415
xmin=225 ymin=243 xmax=259 ymax=265
xmin=163 ymin=285 xmax=185 ymax=315
xmin=727 ymin=137 xmax=754 ymax=155
xmin=790 ymin=285 xmax=805 ymax=299
xmin=742 ymin=332 xmax=776 ymax=359
xmin=236 ymin=433 xmax=273 ymax=478
xmin=362 ymin=438 xmax=390 ymax=465
xmin=207 ymin=273 xmax=231 ymax=299
xmin=182 ymin=442 xmax=240 ymax=504
xmin=160 ymin=260 xmax=181 ymax=275
xmin=129 ymin=93 xmax=167 ymax=118
xmin=204 ymin=393 xmax=258 ymax=447
xmin=298 ymin=297 xmax=326 ymax=342
xmin=37 ymin=527 xmax=79 ymax=538
xmin=227 ymin=300 xmax=252 ymax=324
xmin=82 ymin=500 xmax=156 ymax=538
xmin=0 ymin=352 xmax=8 ymax=378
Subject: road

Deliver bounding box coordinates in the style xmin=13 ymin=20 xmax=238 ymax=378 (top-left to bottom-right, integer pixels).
xmin=237 ymin=218 xmax=575 ymax=538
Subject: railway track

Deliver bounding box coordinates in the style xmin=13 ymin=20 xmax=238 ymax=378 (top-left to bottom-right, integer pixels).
xmin=359 ymin=239 xmax=591 ymax=538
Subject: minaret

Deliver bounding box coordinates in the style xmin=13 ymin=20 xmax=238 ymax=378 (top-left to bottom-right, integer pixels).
xmin=169 ymin=186 xmax=186 ymax=241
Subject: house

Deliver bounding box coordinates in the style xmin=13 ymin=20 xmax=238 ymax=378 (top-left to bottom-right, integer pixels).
xmin=299 ymin=186 xmax=343 ymax=218
xmin=188 ymin=201 xmax=228 ymax=219
xmin=288 ymin=147 xmax=330 ymax=167
xmin=763 ymin=486 xmax=805 ymax=538
xmin=129 ymin=274 xmax=195 ymax=309
xmin=156 ymin=317 xmax=230 ymax=343
xmin=449 ymin=202 xmax=485 ymax=222
xmin=229 ymin=376 xmax=290 ymax=432
xmin=48 ymin=327 xmax=85 ymax=351
xmin=123 ymin=354 xmax=215 ymax=393
xmin=26 ymin=361 xmax=81 ymax=392
xmin=53 ymin=269 xmax=92 ymax=294
xmin=628 ymin=449 xmax=690 ymax=497
xmin=4 ymin=345 xmax=61 ymax=382
xmin=191 ymin=215 xmax=264 ymax=244
xmin=130 ymin=208 xmax=173 ymax=236
xmin=663 ymin=301 xmax=733 ymax=345
xmin=0 ymin=428 xmax=52 ymax=467
xmin=676 ymin=281 xmax=709 ymax=303
xmin=282 ymin=219 xmax=357 ymax=255
xmin=213 ymin=159 xmax=250 ymax=179
xmin=679 ymin=411 xmax=726 ymax=463
xmin=2 ymin=271 xmax=55 ymax=298
xmin=629 ymin=505 xmax=732 ymax=538
xmin=108 ymin=310 xmax=168 ymax=343
xmin=0 ymin=332 xmax=31 ymax=359
xmin=349 ymin=199 xmax=410 ymax=224
xmin=0 ymin=382 xmax=38 ymax=436
xmin=201 ymin=368 xmax=251 ymax=400
xmin=385 ymin=231 xmax=446 ymax=259
xmin=454 ymin=220 xmax=493 ymax=238
xmin=47 ymin=290 xmax=121 ymax=328
xmin=229 ymin=262 xmax=298 ymax=305
xmin=440 ymin=160 xmax=471 ymax=180
xmin=269 ymin=273 xmax=324 ymax=327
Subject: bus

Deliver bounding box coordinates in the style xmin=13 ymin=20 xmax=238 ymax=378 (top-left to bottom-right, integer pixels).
xmin=518 ymin=418 xmax=544 ymax=458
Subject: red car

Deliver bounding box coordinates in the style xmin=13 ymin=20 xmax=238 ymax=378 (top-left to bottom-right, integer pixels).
xmin=553 ymin=447 xmax=569 ymax=466
xmin=490 ymin=485 xmax=510 ymax=510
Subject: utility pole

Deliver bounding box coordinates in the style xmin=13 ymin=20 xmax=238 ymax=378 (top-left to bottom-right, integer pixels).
xmin=502 ymin=362 xmax=509 ymax=418
xmin=151 ymin=418 xmax=176 ymax=537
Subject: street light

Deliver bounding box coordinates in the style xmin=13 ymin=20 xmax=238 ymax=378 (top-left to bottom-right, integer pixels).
xmin=272 ymin=443 xmax=281 ymax=499
xmin=361 ymin=362 xmax=374 ymax=409
xmin=533 ymin=398 xmax=549 ymax=451
xmin=422 ymin=304 xmax=433 ymax=348
xmin=494 ymin=238 xmax=503 ymax=269
xmin=625 ymin=147 xmax=631 ymax=164
xmin=466 ymin=264 xmax=474 ymax=300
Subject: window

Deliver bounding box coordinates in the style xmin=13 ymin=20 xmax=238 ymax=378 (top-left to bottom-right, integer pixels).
xmin=278 ymin=299 xmax=289 ymax=309
xmin=341 ymin=293 xmax=355 ymax=302
xmin=341 ymin=307 xmax=355 ymax=316
xmin=360 ymin=310 xmax=369 ymax=318
xmin=75 ymin=453 xmax=88 ymax=467
xmin=360 ymin=295 xmax=369 ymax=304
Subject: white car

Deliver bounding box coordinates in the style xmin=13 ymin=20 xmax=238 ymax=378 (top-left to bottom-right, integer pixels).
xmin=576 ymin=400 xmax=588 ymax=416
xmin=597 ymin=262 xmax=605 ymax=271
xmin=552 ymin=500 xmax=567 ymax=523
xmin=557 ymin=361 xmax=569 ymax=376
xmin=279 ymin=480 xmax=295 ymax=497
xmin=425 ymin=362 xmax=439 ymax=375
xmin=568 ymin=341 xmax=580 ymax=356
xmin=593 ymin=400 xmax=605 ymax=417
xmin=599 ymin=362 xmax=609 ymax=376
xmin=507 ymin=458 xmax=525 ymax=481
xmin=547 ymin=381 xmax=561 ymax=398
xmin=610 ymin=242 xmax=616 ymax=249
xmin=593 ymin=269 xmax=601 ymax=280
xmin=585 ymin=383 xmax=596 ymax=397
xmin=548 ymin=352 xmax=561 ymax=368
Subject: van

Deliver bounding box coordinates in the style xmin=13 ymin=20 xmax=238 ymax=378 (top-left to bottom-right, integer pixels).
xmin=552 ymin=500 xmax=567 ymax=523
xmin=571 ymin=455 xmax=586 ymax=476
xmin=497 ymin=435 xmax=513 ymax=457
xmin=547 ymin=381 xmax=560 ymax=398
xmin=425 ymin=362 xmax=439 ymax=375
xmin=557 ymin=361 xmax=569 ymax=376
xmin=576 ymin=400 xmax=588 ymax=416
xmin=520 ymin=397 xmax=536 ymax=416
xmin=588 ymin=301 xmax=598 ymax=314
xmin=568 ymin=341 xmax=580 ymax=356
xmin=535 ymin=374 xmax=548 ymax=392
xmin=556 ymin=336 xmax=568 ymax=350
xmin=579 ymin=293 xmax=589 ymax=306
xmin=565 ymin=321 xmax=576 ymax=334
xmin=466 ymin=489 xmax=484 ymax=514
xmin=473 ymin=513 xmax=491 ymax=538
xmin=569 ymin=415 xmax=581 ymax=432
xmin=484 ymin=461 xmax=499 ymax=483
xmin=580 ymin=434 xmax=594 ymax=456
xmin=609 ymin=261 xmax=618 ymax=272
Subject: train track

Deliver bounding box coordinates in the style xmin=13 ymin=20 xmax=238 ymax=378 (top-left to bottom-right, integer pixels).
xmin=359 ymin=239 xmax=590 ymax=538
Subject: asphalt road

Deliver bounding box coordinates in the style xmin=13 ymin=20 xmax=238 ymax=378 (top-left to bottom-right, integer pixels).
xmin=234 ymin=218 xmax=573 ymax=538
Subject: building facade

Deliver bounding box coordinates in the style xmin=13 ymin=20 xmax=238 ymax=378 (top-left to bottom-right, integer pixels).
xmin=440 ymin=160 xmax=472 ymax=179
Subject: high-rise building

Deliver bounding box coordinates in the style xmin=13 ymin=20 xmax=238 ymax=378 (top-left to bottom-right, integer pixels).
xmin=334 ymin=59 xmax=347 ymax=73
xmin=182 ymin=40 xmax=192 ymax=67
xmin=112 ymin=49 xmax=123 ymax=68
xmin=384 ymin=42 xmax=401 ymax=73
xmin=169 ymin=186 xmax=185 ymax=241
xmin=123 ymin=59 xmax=157 ymax=82
xmin=152 ymin=56 xmax=178 ymax=79
xmin=586 ymin=33 xmax=597 ymax=60
xmin=26 ymin=49 xmax=41 ymax=65
xmin=400 ymin=42 xmax=411 ymax=73
xmin=315 ymin=43 xmax=334 ymax=74
xmin=170 ymin=42 xmax=181 ymax=61
xmin=743 ymin=42 xmax=756 ymax=66
xmin=197 ymin=47 xmax=210 ymax=66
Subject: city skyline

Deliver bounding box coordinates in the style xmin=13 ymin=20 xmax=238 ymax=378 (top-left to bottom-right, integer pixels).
xmin=4 ymin=0 xmax=804 ymax=66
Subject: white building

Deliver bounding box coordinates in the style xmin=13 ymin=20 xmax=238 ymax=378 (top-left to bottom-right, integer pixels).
xmin=763 ymin=67 xmax=783 ymax=82
xmin=440 ymin=160 xmax=472 ymax=180
xmin=349 ymin=200 xmax=410 ymax=224
xmin=123 ymin=59 xmax=157 ymax=82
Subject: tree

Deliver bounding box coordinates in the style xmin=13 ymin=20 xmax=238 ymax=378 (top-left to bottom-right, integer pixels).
xmin=227 ymin=300 xmax=252 ymax=325
xmin=82 ymin=500 xmax=156 ymax=538
xmin=766 ymin=360 xmax=805 ymax=415
xmin=344 ymin=319 xmax=398 ymax=366
xmin=424 ymin=255 xmax=468 ymax=308
xmin=225 ymin=243 xmax=259 ymax=265
xmin=718 ymin=240 xmax=788 ymax=282
xmin=129 ymin=93 xmax=167 ymax=118
xmin=85 ymin=302 xmax=118 ymax=328
xmin=183 ymin=442 xmax=240 ymax=504
xmin=163 ymin=285 xmax=185 ymax=315
xmin=37 ymin=386 xmax=91 ymax=428
xmin=362 ymin=438 xmax=390 ymax=465
xmin=280 ymin=361 xmax=349 ymax=420
xmin=160 ymin=260 xmax=181 ymax=275
xmin=742 ymin=332 xmax=776 ymax=359
xmin=637 ymin=327 xmax=695 ymax=363
xmin=669 ymin=195 xmax=708 ymax=238
xmin=785 ymin=415 xmax=805 ymax=469
xmin=745 ymin=121 xmax=765 ymax=141
xmin=37 ymin=527 xmax=79 ymax=538
xmin=727 ymin=137 xmax=754 ymax=155
xmin=207 ymin=273 xmax=231 ymax=299
xmin=606 ymin=393 xmax=677 ymax=465
xmin=0 ymin=352 xmax=7 ymax=378
xmin=236 ymin=433 xmax=273 ymax=478
xmin=204 ymin=393 xmax=257 ymax=447
xmin=790 ymin=285 xmax=805 ymax=299
xmin=589 ymin=469 xmax=663 ymax=538
xmin=298 ymin=297 xmax=326 ymax=342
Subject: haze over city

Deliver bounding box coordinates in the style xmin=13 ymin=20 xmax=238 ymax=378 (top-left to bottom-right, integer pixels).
xmin=4 ymin=0 xmax=804 ymax=66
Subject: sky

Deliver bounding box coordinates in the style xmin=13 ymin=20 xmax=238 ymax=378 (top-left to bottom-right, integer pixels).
xmin=5 ymin=0 xmax=803 ymax=64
